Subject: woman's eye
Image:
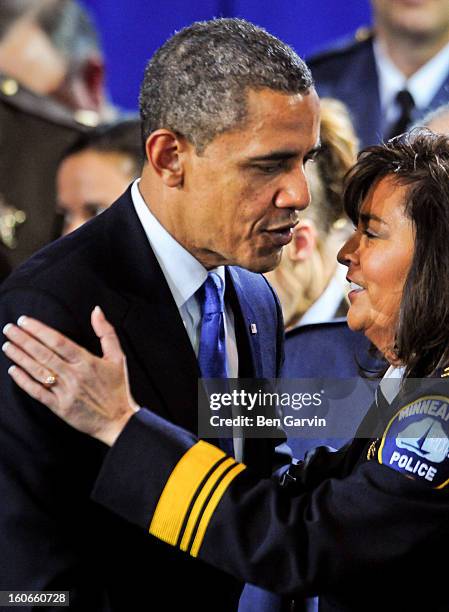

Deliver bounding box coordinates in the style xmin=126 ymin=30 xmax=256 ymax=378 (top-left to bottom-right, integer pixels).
xmin=363 ymin=228 xmax=377 ymax=239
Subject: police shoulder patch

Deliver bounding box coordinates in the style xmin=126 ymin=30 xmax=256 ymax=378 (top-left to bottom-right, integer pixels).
xmin=378 ymin=395 xmax=449 ymax=489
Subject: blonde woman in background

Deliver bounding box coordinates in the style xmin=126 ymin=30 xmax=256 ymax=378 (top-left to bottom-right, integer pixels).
xmin=266 ymin=98 xmax=357 ymax=330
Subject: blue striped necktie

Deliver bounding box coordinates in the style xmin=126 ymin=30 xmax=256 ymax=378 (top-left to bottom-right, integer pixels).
xmin=198 ymin=272 xmax=228 ymax=379
xmin=198 ymin=272 xmax=233 ymax=455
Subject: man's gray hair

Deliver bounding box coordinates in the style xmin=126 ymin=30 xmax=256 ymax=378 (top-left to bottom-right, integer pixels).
xmin=139 ymin=18 xmax=313 ymax=153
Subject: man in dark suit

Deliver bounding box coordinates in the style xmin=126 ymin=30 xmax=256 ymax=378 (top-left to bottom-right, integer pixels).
xmin=0 ymin=18 xmax=320 ymax=611
xmin=308 ymin=0 xmax=449 ymax=148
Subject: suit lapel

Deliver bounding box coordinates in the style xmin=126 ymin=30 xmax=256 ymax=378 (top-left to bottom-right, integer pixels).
xmin=226 ymin=267 xmax=263 ymax=378
xmin=226 ymin=268 xmax=277 ymax=473
xmin=340 ymin=40 xmax=382 ymax=147
xmin=101 ymin=196 xmax=272 ymax=445
xmin=102 ymin=190 xmax=200 ymax=432
xmin=418 ymin=75 xmax=449 ymax=119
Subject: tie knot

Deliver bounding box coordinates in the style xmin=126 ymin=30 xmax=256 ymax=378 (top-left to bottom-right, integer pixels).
xmin=200 ymin=272 xmax=225 ymax=316
xmin=396 ymin=89 xmax=415 ymax=114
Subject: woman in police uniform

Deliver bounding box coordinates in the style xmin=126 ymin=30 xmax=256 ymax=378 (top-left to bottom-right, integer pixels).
xmin=3 ymin=129 xmax=449 ymax=611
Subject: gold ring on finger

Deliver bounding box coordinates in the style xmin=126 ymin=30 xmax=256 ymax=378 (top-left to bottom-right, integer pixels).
xmin=43 ymin=373 xmax=58 ymax=388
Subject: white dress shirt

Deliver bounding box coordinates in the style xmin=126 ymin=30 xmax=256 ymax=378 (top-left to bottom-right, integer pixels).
xmin=373 ymin=38 xmax=449 ymax=134
xmin=379 ymin=364 xmax=405 ymax=405
xmin=131 ymin=179 xmax=238 ymax=375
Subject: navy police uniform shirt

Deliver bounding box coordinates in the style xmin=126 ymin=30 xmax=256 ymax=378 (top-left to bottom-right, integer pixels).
xmin=90 ymin=377 xmax=449 ymax=611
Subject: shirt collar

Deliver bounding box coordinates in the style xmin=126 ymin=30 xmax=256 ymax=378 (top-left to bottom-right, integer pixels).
xmin=131 ymin=179 xmax=225 ymax=309
xmin=380 ymin=364 xmax=405 ymax=405
xmin=297 ymin=264 xmax=347 ymax=327
xmin=374 ymin=38 xmax=449 ymax=111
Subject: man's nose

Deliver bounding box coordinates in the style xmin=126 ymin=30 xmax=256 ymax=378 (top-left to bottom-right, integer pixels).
xmin=337 ymin=231 xmax=360 ymax=267
xmin=274 ymin=166 xmax=310 ymax=211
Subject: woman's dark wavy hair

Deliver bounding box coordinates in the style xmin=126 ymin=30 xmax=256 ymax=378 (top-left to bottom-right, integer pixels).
xmin=343 ymin=129 xmax=449 ymax=378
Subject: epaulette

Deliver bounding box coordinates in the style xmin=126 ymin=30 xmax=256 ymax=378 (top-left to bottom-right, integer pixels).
xmin=307 ymin=26 xmax=375 ymax=65
xmin=0 ymin=73 xmax=98 ymax=130
xmin=441 ymin=365 xmax=449 ymax=378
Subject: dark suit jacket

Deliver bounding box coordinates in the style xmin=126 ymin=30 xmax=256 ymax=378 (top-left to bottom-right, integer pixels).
xmin=0 ymin=251 xmax=11 ymax=284
xmin=0 ymin=188 xmax=285 ymax=611
xmin=307 ymin=33 xmax=449 ymax=149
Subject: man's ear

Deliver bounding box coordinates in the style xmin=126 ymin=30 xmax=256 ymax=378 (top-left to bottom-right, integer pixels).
xmin=145 ymin=130 xmax=185 ymax=188
xmin=287 ymin=219 xmax=318 ymax=262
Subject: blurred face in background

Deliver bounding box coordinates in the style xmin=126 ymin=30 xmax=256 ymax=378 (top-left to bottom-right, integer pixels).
xmin=372 ymin=0 xmax=449 ymax=41
xmin=57 ymin=149 xmax=136 ymax=235
xmin=425 ymin=110 xmax=449 ymax=133
xmin=0 ymin=18 xmax=67 ymax=96
xmin=264 ymin=97 xmax=358 ymax=329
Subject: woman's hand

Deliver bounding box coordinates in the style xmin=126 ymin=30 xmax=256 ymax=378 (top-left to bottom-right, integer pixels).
xmin=2 ymin=306 xmax=139 ymax=446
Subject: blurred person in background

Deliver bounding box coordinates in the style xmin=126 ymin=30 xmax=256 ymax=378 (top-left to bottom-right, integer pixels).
xmin=264 ymin=97 xmax=375 ymax=426
xmin=56 ymin=119 xmax=143 ymax=235
xmin=0 ymin=0 xmax=116 ymax=269
xmin=265 ymin=98 xmax=357 ymax=331
xmin=240 ymin=98 xmax=373 ymax=612
xmin=0 ymin=0 xmax=110 ymax=118
xmin=418 ymin=100 xmax=449 ymax=133
xmin=308 ymin=0 xmax=449 ymax=148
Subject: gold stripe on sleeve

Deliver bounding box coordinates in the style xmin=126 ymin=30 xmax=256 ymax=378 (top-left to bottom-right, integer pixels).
xmin=190 ymin=462 xmax=246 ymax=557
xmin=149 ymin=441 xmax=226 ymax=546
xmin=180 ymin=456 xmax=236 ymax=551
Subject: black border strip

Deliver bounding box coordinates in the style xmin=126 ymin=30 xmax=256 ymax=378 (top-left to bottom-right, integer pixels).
xmin=175 ymin=455 xmax=230 ymax=548
xmin=185 ymin=461 xmax=238 ymax=554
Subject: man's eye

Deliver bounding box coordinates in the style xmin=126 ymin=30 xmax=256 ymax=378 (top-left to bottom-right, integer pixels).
xmin=362 ymin=228 xmax=377 ymax=239
xmin=256 ymin=164 xmax=282 ymax=174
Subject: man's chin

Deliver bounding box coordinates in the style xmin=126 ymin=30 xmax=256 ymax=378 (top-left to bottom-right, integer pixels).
xmin=240 ymin=251 xmax=282 ymax=274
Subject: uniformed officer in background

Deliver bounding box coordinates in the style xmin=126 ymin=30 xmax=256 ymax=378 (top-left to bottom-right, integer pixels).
xmin=308 ymin=0 xmax=449 ymax=148
xmin=0 ymin=0 xmax=115 ymax=272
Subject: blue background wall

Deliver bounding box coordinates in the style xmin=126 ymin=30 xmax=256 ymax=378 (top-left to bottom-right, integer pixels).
xmin=80 ymin=0 xmax=372 ymax=112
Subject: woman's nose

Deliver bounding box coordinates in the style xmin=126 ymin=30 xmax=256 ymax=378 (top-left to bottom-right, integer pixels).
xmin=337 ymin=231 xmax=360 ymax=267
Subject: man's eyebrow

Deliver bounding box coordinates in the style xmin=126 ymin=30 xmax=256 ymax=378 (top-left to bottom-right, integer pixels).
xmin=246 ymin=143 xmax=322 ymax=163
xmin=246 ymin=149 xmax=301 ymax=162
xmin=360 ymin=212 xmax=387 ymax=225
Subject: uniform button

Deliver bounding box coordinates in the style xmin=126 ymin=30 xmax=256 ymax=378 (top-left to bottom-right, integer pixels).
xmin=1 ymin=78 xmax=19 ymax=96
